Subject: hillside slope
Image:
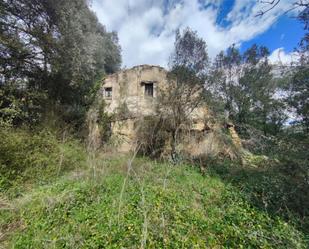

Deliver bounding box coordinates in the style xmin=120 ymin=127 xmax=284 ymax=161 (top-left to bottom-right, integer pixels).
xmin=1 ymin=144 xmax=307 ymax=248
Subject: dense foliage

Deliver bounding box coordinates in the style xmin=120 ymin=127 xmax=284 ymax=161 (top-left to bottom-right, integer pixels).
xmin=0 ymin=0 xmax=121 ymax=126
xmin=286 ymin=6 xmax=309 ymax=132
xmin=0 ymin=127 xmax=87 ymax=197
xmin=207 ymin=44 xmax=287 ymax=136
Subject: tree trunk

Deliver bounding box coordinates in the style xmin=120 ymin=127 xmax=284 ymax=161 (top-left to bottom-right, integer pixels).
xmin=171 ymin=130 xmax=177 ymax=163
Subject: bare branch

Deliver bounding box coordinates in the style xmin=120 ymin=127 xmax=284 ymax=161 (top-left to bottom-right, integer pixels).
xmin=255 ymin=0 xmax=280 ymax=17
xmin=255 ymin=0 xmax=309 ymax=17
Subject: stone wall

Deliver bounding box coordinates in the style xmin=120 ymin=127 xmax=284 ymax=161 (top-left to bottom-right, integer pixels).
xmin=98 ymin=64 xmax=241 ymax=153
xmin=102 ymin=65 xmax=168 ymax=116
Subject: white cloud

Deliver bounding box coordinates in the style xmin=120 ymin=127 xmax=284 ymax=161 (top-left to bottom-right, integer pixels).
xmin=91 ymin=0 xmax=297 ymax=68
xmin=268 ymin=47 xmax=299 ymax=65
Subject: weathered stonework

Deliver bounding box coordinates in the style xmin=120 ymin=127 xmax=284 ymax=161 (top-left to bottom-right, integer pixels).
xmin=98 ymin=64 xmax=240 ymax=154
xmin=99 ymin=65 xmax=208 ymax=151
xmin=102 ymin=65 xmax=168 ymax=116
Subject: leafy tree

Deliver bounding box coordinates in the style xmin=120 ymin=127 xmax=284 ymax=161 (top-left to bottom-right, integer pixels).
xmin=286 ymin=6 xmax=309 ymax=132
xmin=209 ymin=44 xmax=286 ymax=136
xmin=0 ymin=0 xmax=121 ymax=126
xmin=138 ymin=28 xmax=208 ymax=162
xmin=287 ymin=68 xmax=309 ymax=133
xmin=242 ymin=45 xmax=285 ymax=135
xmin=170 ymin=28 xmax=208 ymax=74
xmin=165 ymin=28 xmax=208 ymax=161
xmin=208 ymin=45 xmax=242 ymax=121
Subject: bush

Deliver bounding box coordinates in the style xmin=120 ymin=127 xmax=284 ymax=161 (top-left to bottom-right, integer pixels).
xmin=136 ymin=115 xmax=242 ymax=166
xmin=0 ymin=85 xmax=47 ymax=127
xmin=0 ymin=128 xmax=87 ymax=196
xmin=207 ymin=153 xmax=309 ymax=233
xmin=135 ymin=116 xmax=169 ymax=158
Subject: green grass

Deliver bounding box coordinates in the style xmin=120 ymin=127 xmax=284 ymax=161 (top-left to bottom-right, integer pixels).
xmin=0 ymin=128 xmax=307 ymax=248
xmin=1 ymin=151 xmax=307 ymax=248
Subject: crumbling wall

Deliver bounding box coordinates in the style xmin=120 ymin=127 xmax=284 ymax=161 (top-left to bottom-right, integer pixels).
xmin=102 ymin=65 xmax=168 ymax=116
xmin=96 ymin=65 xmax=241 ymax=154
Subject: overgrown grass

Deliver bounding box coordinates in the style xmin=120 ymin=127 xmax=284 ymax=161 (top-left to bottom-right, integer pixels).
xmin=0 ymin=128 xmax=87 ymax=198
xmin=206 ymin=153 xmax=309 ymax=236
xmin=0 ymin=129 xmax=307 ymax=248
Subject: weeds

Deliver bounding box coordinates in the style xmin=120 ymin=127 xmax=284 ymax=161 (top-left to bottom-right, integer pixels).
xmin=0 ymin=129 xmax=308 ymax=248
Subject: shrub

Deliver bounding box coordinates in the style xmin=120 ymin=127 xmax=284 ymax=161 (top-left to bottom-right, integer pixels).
xmin=0 ymin=85 xmax=47 ymax=127
xmin=0 ymin=128 xmax=87 ymax=196
xmin=135 ymin=116 xmax=169 ymax=158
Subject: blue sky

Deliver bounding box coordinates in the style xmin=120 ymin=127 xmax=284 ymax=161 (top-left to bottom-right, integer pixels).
xmin=241 ymin=15 xmax=304 ymax=52
xmin=92 ymin=0 xmax=305 ymax=67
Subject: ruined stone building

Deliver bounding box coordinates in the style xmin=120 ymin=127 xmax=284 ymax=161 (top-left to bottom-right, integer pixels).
xmin=96 ymin=64 xmax=240 ymax=156
xmin=99 ymin=65 xmax=208 ymax=150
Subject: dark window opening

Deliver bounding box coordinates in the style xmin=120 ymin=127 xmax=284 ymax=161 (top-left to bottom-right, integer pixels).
xmin=104 ymin=87 xmax=112 ymax=98
xmin=145 ymin=83 xmax=153 ymax=97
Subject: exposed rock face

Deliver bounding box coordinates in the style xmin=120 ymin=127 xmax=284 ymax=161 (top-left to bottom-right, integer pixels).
xmin=98 ymin=64 xmax=241 ymax=153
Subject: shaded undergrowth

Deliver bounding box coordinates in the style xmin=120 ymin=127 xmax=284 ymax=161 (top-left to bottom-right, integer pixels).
xmin=206 ymin=154 xmax=309 ymax=238
xmin=0 ymin=127 xmax=88 ymax=198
